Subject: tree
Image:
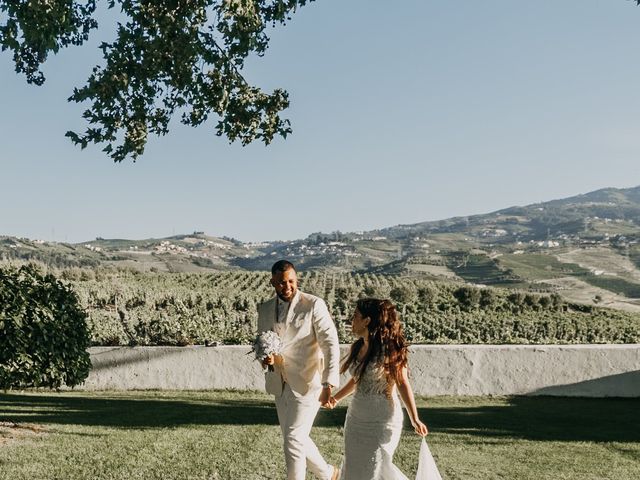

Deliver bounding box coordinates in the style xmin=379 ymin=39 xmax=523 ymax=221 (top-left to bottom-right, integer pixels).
xmin=0 ymin=264 xmax=91 ymax=389
xmin=453 ymin=286 xmax=480 ymax=310
xmin=0 ymin=0 xmax=314 ymax=162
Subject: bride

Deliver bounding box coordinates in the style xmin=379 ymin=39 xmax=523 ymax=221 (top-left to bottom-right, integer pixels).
xmin=327 ymin=298 xmax=428 ymax=480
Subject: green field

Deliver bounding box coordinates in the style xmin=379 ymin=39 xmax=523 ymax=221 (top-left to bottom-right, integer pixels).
xmin=445 ymin=252 xmax=516 ymax=285
xmin=0 ymin=391 xmax=638 ymax=480
xmin=582 ymin=275 xmax=640 ymax=299
xmin=497 ymin=253 xmax=588 ymax=280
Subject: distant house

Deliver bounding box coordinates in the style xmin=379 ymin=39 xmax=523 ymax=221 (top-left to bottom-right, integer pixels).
xmin=536 ymin=240 xmax=559 ymax=248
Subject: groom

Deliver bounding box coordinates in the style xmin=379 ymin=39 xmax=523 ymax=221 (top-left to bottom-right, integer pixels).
xmin=258 ymin=260 xmax=341 ymax=480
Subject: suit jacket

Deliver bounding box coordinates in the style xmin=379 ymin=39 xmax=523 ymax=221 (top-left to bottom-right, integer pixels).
xmin=257 ymin=290 xmax=340 ymax=397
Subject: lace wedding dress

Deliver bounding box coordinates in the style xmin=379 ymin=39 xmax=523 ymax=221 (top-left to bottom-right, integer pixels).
xmin=340 ymin=360 xmax=410 ymax=480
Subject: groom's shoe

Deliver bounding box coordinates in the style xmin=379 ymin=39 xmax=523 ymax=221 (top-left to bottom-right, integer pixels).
xmin=331 ymin=466 xmax=340 ymax=480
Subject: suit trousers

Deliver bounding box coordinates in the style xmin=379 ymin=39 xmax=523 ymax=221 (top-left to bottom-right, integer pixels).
xmin=275 ymin=383 xmax=333 ymax=480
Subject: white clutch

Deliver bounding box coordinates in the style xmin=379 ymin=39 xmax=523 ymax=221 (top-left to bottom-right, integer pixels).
xmin=415 ymin=438 xmax=443 ymax=480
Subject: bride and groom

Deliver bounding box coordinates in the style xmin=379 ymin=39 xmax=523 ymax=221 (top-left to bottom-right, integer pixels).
xmin=258 ymin=260 xmax=431 ymax=480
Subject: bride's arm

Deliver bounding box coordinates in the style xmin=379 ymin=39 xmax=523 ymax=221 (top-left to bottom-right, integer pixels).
xmin=397 ymin=366 xmax=428 ymax=436
xmin=327 ymin=377 xmax=356 ymax=408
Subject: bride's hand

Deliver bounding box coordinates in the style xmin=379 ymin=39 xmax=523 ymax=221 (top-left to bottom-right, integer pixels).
xmin=412 ymin=419 xmax=428 ymax=437
xmin=326 ymin=396 xmax=338 ymax=409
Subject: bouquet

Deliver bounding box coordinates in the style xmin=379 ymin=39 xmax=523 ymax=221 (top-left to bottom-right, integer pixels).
xmin=251 ymin=331 xmax=283 ymax=371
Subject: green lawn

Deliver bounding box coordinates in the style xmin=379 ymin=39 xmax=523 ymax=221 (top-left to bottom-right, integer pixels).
xmin=0 ymin=391 xmax=638 ymax=480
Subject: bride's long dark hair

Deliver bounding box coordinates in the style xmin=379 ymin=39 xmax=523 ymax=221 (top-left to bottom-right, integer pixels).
xmin=340 ymin=298 xmax=409 ymax=389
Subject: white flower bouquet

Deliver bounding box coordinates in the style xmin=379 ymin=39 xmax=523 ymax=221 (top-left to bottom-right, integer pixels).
xmin=251 ymin=331 xmax=283 ymax=371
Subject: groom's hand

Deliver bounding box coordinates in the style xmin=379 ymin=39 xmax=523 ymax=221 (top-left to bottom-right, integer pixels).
xmin=262 ymin=354 xmax=284 ymax=370
xmin=319 ymin=386 xmax=332 ymax=407
xmin=262 ymin=354 xmax=275 ymax=369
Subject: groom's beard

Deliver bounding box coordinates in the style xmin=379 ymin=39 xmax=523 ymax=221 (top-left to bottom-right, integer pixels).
xmin=277 ymin=290 xmax=296 ymax=302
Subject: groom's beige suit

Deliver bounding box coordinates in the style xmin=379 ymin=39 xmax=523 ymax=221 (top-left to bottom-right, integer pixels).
xmin=258 ymin=290 xmax=340 ymax=480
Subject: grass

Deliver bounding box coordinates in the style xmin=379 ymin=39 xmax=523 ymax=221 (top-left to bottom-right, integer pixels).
xmin=498 ymin=252 xmax=640 ymax=299
xmin=446 ymin=254 xmax=513 ymax=285
xmin=497 ymin=253 xmax=589 ymax=281
xmin=0 ymin=391 xmax=639 ymax=480
xmin=582 ymin=275 xmax=640 ymax=299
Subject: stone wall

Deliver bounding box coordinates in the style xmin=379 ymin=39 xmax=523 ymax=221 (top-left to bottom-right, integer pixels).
xmin=82 ymin=345 xmax=640 ymax=397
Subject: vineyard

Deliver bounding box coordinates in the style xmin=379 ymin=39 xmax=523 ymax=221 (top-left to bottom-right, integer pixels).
xmin=54 ymin=267 xmax=640 ymax=346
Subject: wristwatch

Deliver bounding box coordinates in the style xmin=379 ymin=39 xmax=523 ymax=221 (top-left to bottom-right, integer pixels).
xmin=322 ymin=382 xmax=333 ymax=389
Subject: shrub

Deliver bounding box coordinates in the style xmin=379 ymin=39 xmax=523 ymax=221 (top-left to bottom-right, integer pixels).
xmin=0 ymin=264 xmax=91 ymax=389
xmin=479 ymin=288 xmax=498 ymax=308
xmin=389 ymin=285 xmax=417 ymax=304
xmin=453 ymin=286 xmax=481 ymax=309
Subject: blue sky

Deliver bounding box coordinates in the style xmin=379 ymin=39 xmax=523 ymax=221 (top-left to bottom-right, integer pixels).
xmin=1 ymin=0 xmax=640 ymax=243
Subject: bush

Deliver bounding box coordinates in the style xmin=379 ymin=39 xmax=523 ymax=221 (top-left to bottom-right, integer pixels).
xmin=390 ymin=285 xmax=417 ymax=304
xmin=0 ymin=264 xmax=91 ymax=389
xmin=479 ymin=288 xmax=498 ymax=308
xmin=453 ymin=286 xmax=481 ymax=310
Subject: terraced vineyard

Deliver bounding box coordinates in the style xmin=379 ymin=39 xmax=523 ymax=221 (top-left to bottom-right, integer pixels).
xmin=58 ymin=268 xmax=640 ymax=346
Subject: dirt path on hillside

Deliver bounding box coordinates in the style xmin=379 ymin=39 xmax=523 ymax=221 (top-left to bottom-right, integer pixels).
xmin=406 ymin=264 xmax=460 ymax=279
xmin=538 ymin=276 xmax=640 ymax=313
xmin=556 ymin=248 xmax=640 ymax=282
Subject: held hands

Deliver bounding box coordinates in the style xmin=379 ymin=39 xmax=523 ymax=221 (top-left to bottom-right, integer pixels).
xmin=326 ymin=396 xmax=338 ymax=409
xmin=412 ymin=418 xmax=428 ymax=437
xmin=318 ymin=386 xmax=332 ymax=407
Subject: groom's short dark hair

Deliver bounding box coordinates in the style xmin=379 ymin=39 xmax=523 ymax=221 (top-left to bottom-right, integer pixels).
xmin=271 ymin=260 xmax=295 ymax=275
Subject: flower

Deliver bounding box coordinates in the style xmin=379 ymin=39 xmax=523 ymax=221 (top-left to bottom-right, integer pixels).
xmin=251 ymin=330 xmax=283 ymax=362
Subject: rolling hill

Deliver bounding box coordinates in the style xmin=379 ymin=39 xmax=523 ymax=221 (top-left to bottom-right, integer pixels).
xmin=4 ymin=185 xmax=640 ymax=311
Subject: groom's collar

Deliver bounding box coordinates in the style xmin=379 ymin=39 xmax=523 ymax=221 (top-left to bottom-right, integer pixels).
xmin=276 ymin=290 xmax=300 ymax=305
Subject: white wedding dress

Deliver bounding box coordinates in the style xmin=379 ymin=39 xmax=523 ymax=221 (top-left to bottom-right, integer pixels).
xmin=340 ymin=360 xmax=410 ymax=480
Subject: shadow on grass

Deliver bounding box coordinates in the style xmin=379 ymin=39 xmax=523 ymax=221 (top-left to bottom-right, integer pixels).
xmin=0 ymin=393 xmax=279 ymax=428
xmin=1 ymin=393 xmax=638 ymax=443
xmin=418 ymin=396 xmax=640 ymax=443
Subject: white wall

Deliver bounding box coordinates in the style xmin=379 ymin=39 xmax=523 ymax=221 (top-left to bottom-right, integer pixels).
xmin=81 ymin=345 xmax=640 ymax=397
